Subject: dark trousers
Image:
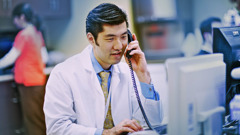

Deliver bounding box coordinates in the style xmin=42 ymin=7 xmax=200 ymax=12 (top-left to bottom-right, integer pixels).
xmin=17 ymin=84 xmax=46 ymax=135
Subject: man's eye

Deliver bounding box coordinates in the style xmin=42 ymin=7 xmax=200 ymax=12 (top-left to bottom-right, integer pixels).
xmin=121 ymin=36 xmax=127 ymax=40
xmin=106 ymin=38 xmax=114 ymax=41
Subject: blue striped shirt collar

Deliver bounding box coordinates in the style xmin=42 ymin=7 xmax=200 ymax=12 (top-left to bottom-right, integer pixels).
xmin=90 ymin=48 xmax=113 ymax=74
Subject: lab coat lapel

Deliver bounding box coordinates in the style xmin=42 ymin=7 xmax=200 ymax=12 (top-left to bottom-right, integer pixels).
xmin=110 ymin=65 xmax=120 ymax=98
xmin=109 ymin=65 xmax=123 ymax=124
xmin=81 ymin=45 xmax=104 ymax=96
xmin=90 ymin=71 xmax=103 ymax=96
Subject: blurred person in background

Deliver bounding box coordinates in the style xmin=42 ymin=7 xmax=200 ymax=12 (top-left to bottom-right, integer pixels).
xmin=0 ymin=3 xmax=48 ymax=135
xmin=223 ymin=0 xmax=240 ymax=26
xmin=196 ymin=17 xmax=222 ymax=55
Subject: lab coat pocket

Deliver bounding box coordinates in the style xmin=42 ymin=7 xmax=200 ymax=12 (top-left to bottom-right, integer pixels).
xmin=73 ymin=98 xmax=96 ymax=127
xmin=74 ymin=97 xmax=105 ymax=128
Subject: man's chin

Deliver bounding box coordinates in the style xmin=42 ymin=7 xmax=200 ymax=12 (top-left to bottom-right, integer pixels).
xmin=111 ymin=59 xmax=122 ymax=65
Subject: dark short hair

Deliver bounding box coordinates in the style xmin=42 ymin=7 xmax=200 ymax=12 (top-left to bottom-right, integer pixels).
xmin=200 ymin=17 xmax=221 ymax=43
xmin=12 ymin=3 xmax=33 ymax=23
xmin=12 ymin=3 xmax=42 ymax=31
xmin=86 ymin=3 xmax=129 ymax=41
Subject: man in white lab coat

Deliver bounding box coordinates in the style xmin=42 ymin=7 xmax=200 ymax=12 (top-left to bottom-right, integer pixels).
xmin=44 ymin=3 xmax=163 ymax=135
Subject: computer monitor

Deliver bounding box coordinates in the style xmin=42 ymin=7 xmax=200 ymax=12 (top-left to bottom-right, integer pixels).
xmin=165 ymin=54 xmax=226 ymax=135
xmin=213 ymin=26 xmax=240 ymax=114
xmin=0 ymin=31 xmax=17 ymax=74
xmin=0 ymin=31 xmax=16 ymax=59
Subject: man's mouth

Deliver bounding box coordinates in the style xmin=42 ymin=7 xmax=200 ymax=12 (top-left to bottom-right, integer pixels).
xmin=111 ymin=52 xmax=122 ymax=55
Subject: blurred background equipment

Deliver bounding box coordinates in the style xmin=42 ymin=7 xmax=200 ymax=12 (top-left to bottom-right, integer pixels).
xmin=132 ymin=0 xmax=183 ymax=61
xmin=213 ymin=26 xmax=240 ymax=115
xmin=0 ymin=30 xmax=18 ymax=74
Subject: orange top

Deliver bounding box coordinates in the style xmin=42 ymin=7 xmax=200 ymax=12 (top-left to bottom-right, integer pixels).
xmin=13 ymin=25 xmax=46 ymax=86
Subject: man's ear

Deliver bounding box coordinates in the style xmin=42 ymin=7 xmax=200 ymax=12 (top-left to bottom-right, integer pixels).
xmin=87 ymin=32 xmax=96 ymax=45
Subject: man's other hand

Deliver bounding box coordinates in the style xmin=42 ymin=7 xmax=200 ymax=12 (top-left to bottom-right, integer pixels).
xmin=102 ymin=119 xmax=143 ymax=135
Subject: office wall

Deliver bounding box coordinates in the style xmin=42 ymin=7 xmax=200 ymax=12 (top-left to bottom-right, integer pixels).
xmin=54 ymin=0 xmax=234 ymax=57
xmin=193 ymin=0 xmax=233 ymax=29
xmin=50 ymin=0 xmax=133 ymax=57
xmin=0 ymin=0 xmax=235 ymax=57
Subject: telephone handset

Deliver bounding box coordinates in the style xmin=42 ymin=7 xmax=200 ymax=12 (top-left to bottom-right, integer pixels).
xmin=126 ymin=29 xmax=133 ymax=59
xmin=126 ymin=29 xmax=154 ymax=131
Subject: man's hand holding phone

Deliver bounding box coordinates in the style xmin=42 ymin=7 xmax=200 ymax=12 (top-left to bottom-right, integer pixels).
xmin=125 ymin=32 xmax=151 ymax=84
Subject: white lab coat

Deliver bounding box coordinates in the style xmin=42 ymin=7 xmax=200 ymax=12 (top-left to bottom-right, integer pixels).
xmin=44 ymin=45 xmax=163 ymax=135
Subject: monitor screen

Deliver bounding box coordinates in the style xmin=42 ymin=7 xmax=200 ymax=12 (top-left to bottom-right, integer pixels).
xmin=0 ymin=30 xmax=18 ymax=74
xmin=0 ymin=33 xmax=15 ymax=59
xmin=165 ymin=54 xmax=226 ymax=135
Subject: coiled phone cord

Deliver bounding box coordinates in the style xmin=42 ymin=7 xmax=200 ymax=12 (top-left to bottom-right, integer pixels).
xmin=127 ymin=58 xmax=154 ymax=130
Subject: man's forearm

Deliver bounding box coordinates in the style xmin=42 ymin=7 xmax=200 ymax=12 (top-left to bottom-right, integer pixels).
xmin=135 ymin=70 xmax=151 ymax=84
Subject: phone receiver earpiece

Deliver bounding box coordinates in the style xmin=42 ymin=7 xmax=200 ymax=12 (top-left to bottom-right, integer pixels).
xmin=127 ymin=29 xmax=133 ymax=59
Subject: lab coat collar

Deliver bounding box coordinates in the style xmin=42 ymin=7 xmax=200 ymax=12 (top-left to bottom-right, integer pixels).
xmin=81 ymin=45 xmax=121 ymax=98
xmin=82 ymin=45 xmax=120 ymax=74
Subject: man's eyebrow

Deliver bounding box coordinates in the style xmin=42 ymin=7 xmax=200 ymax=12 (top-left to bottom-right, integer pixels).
xmin=122 ymin=31 xmax=128 ymax=35
xmin=104 ymin=31 xmax=128 ymax=37
xmin=104 ymin=34 xmax=116 ymax=37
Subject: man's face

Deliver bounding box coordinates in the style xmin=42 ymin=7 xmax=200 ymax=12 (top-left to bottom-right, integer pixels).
xmin=92 ymin=22 xmax=128 ymax=69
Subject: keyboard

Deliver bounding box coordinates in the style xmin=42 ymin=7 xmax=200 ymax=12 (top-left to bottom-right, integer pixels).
xmin=128 ymin=124 xmax=167 ymax=135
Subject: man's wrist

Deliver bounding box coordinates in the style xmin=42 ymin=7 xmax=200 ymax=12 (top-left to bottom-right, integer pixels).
xmin=95 ymin=129 xmax=103 ymax=135
xmin=136 ymin=70 xmax=151 ymax=84
xmin=102 ymin=129 xmax=113 ymax=135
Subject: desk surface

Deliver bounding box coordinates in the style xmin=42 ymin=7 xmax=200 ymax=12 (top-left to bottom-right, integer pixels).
xmin=0 ymin=67 xmax=54 ymax=82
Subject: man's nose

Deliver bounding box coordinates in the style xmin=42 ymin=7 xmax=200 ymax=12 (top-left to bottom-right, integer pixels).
xmin=113 ymin=39 xmax=122 ymax=50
